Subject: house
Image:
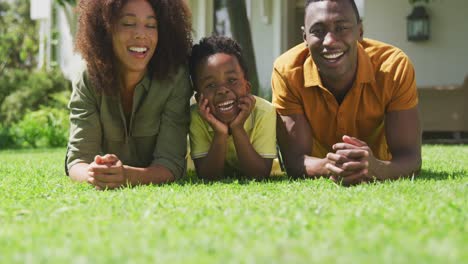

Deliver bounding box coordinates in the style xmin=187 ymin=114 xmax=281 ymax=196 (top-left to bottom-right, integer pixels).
xmin=187 ymin=0 xmax=468 ymax=136
xmin=38 ymin=0 xmax=468 ymax=135
xmin=189 ymin=0 xmax=467 ymax=90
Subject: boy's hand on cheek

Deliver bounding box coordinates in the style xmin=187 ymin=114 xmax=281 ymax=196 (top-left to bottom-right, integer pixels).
xmin=198 ymin=94 xmax=228 ymax=135
xmin=230 ymin=95 xmax=255 ymax=131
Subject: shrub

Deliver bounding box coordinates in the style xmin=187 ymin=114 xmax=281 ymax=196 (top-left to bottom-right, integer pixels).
xmin=0 ymin=125 xmax=17 ymax=149
xmin=0 ymin=68 xmax=30 ymax=108
xmin=13 ymin=107 xmax=69 ymax=148
xmin=0 ymin=1 xmax=38 ymax=72
xmin=0 ymin=68 xmax=71 ymax=125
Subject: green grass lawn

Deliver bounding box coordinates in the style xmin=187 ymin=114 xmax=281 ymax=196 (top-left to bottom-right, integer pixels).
xmin=0 ymin=146 xmax=466 ymax=263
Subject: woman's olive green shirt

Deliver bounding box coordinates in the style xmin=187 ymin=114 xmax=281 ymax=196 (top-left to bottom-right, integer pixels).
xmin=66 ymin=66 xmax=192 ymax=179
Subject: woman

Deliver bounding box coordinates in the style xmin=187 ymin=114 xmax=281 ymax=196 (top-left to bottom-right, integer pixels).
xmin=66 ymin=0 xmax=192 ymax=189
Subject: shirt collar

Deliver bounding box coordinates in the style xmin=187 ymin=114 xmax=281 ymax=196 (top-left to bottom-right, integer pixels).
xmin=303 ymin=55 xmax=322 ymax=88
xmin=303 ymin=42 xmax=376 ymax=89
xmin=136 ymin=73 xmax=152 ymax=91
xmin=355 ymin=42 xmax=376 ymax=85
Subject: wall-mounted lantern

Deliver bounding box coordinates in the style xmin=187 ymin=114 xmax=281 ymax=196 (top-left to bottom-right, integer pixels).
xmin=407 ymin=5 xmax=430 ymax=41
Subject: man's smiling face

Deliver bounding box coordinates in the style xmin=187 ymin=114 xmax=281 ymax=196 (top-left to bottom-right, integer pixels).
xmin=303 ymin=0 xmax=362 ymax=84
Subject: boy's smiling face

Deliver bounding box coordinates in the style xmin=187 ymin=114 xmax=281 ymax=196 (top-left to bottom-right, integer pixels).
xmin=195 ymin=53 xmax=251 ymax=124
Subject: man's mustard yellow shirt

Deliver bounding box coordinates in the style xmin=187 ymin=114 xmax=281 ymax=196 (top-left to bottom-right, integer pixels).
xmin=272 ymin=38 xmax=418 ymax=160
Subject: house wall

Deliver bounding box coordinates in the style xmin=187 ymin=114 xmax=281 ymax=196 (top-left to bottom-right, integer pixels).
xmin=249 ymin=0 xmax=367 ymax=91
xmin=188 ymin=0 xmax=467 ymax=90
xmin=248 ymin=0 xmax=288 ymax=91
xmin=187 ymin=0 xmax=213 ymax=42
xmin=248 ymin=2 xmax=274 ymax=91
xmin=188 ymin=0 xmax=287 ymax=92
xmin=363 ymin=0 xmax=468 ymax=87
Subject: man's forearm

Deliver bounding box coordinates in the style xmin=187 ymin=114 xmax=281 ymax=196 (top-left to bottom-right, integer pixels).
xmin=369 ymin=153 xmax=421 ymax=181
xmin=304 ymin=156 xmax=330 ymax=178
xmin=285 ymin=155 xmax=329 ymax=178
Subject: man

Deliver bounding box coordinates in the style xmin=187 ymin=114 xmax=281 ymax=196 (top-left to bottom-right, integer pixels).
xmin=272 ymin=0 xmax=421 ymax=185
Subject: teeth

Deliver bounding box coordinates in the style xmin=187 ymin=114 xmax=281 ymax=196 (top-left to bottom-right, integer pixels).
xmin=323 ymin=52 xmax=344 ymax=59
xmin=218 ymin=100 xmax=234 ymax=107
xmin=217 ymin=100 xmax=235 ymax=111
xmin=128 ymin=47 xmax=148 ymax=53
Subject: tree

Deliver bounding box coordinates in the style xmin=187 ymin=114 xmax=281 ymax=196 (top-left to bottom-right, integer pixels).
xmin=0 ymin=1 xmax=71 ymax=131
xmin=54 ymin=0 xmax=261 ymax=95
xmin=225 ymin=0 xmax=260 ymax=95
xmin=0 ymin=1 xmax=38 ymax=74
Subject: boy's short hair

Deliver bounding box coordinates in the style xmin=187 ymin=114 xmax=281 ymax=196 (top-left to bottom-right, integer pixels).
xmin=189 ymin=35 xmax=249 ymax=90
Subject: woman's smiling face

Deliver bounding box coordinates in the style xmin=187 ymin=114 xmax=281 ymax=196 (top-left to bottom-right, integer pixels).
xmin=112 ymin=0 xmax=158 ymax=75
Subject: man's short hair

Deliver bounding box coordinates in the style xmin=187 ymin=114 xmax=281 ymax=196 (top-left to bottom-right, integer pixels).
xmin=304 ymin=0 xmax=361 ymax=23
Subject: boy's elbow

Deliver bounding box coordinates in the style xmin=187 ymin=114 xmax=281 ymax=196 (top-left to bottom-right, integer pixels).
xmin=255 ymin=160 xmax=273 ymax=179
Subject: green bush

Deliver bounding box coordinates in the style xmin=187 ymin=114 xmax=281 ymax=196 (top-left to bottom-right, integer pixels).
xmin=0 ymin=125 xmax=16 ymax=149
xmin=0 ymin=1 xmax=38 ymax=71
xmin=0 ymin=68 xmax=71 ymax=125
xmin=0 ymin=68 xmax=30 ymax=108
xmin=13 ymin=107 xmax=69 ymax=148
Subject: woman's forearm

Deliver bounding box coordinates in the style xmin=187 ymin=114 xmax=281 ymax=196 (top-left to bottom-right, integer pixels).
xmin=68 ymin=163 xmax=91 ymax=182
xmin=124 ymin=164 xmax=176 ymax=186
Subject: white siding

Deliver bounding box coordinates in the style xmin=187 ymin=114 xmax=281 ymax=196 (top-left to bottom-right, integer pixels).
xmin=364 ymin=0 xmax=468 ymax=87
xmin=249 ymin=0 xmax=282 ymax=91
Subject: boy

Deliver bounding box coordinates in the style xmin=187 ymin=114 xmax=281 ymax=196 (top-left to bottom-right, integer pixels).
xmin=189 ymin=36 xmax=278 ymax=180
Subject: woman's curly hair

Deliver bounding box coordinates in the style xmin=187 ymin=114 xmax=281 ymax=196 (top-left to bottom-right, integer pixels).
xmin=75 ymin=0 xmax=192 ymax=94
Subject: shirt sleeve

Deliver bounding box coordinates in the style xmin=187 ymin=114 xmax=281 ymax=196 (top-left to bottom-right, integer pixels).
xmin=251 ymin=102 xmax=277 ymax=159
xmin=386 ymin=52 xmax=419 ymax=112
xmin=271 ymin=67 xmax=304 ymax=116
xmin=189 ymin=106 xmax=212 ymax=160
xmin=66 ymin=72 xmax=102 ymax=172
xmin=151 ymin=67 xmax=192 ymax=180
